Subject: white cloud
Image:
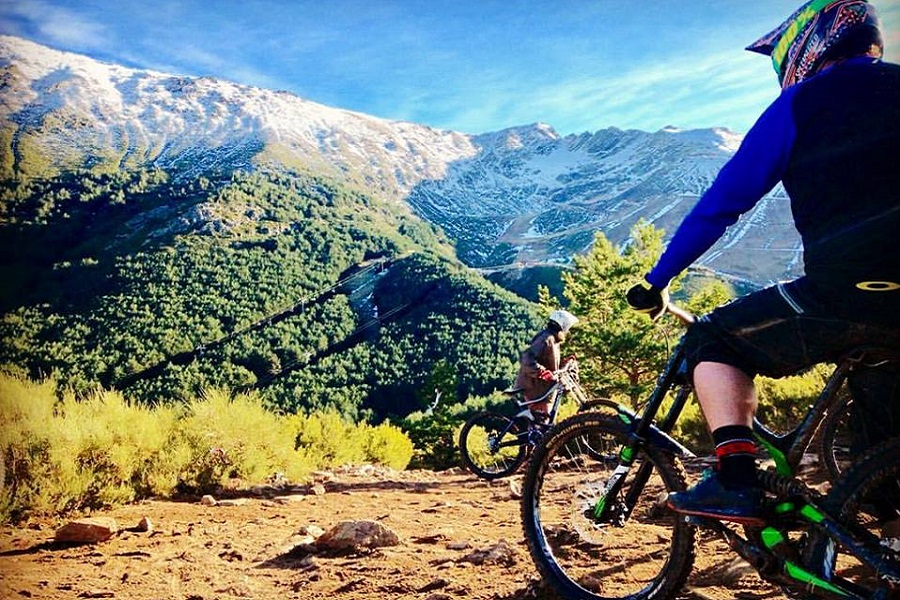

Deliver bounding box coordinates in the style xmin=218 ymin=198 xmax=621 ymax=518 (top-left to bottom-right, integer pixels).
xmin=483 ymin=50 xmax=777 ymax=135
xmin=1 ymin=0 xmax=108 ymax=51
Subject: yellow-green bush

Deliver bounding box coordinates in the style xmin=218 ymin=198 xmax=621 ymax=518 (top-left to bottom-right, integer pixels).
xmin=282 ymin=411 xmax=414 ymax=475
xmin=362 ymin=420 xmax=414 ymax=470
xmin=0 ymin=376 xmax=415 ymax=523
xmin=0 ymin=376 xmax=59 ymax=521
xmin=401 ymin=409 xmax=462 ymax=470
xmin=0 ymin=377 xmax=181 ymax=520
xmin=755 ymin=365 xmax=830 ymax=433
xmin=670 ymin=365 xmax=832 ymax=451
xmin=177 ymin=389 xmax=301 ymax=491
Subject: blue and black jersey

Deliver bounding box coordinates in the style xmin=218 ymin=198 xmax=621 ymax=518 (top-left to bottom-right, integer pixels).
xmin=647 ymin=57 xmax=900 ymax=325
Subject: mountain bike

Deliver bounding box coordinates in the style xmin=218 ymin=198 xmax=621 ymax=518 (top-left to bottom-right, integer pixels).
xmin=459 ymin=358 xmax=609 ymax=480
xmin=520 ymin=304 xmax=900 ymax=599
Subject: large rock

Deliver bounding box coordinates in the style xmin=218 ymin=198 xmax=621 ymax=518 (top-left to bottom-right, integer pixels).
xmin=314 ymin=520 xmax=400 ymax=553
xmin=54 ymin=517 xmax=119 ymax=544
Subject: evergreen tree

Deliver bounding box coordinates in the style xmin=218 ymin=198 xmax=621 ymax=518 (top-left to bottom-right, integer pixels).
xmin=561 ymin=222 xmax=687 ymax=406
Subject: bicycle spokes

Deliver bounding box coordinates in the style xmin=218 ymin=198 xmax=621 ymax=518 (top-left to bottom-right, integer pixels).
xmin=521 ymin=413 xmax=696 ymax=600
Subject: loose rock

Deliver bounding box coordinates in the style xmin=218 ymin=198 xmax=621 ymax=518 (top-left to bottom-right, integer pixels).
xmin=217 ymin=498 xmax=249 ymax=507
xmin=460 ymin=539 xmax=517 ymax=566
xmin=315 ymin=520 xmax=400 ymax=553
xmin=297 ymin=525 xmax=325 ymax=538
xmin=135 ymin=516 xmax=152 ymax=533
xmin=54 ymin=518 xmax=119 ymax=544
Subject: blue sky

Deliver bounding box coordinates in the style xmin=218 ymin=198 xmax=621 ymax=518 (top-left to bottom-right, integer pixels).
xmin=2 ymin=1 xmax=899 ymax=135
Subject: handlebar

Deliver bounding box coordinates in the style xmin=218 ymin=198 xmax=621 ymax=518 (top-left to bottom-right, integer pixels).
xmin=666 ymin=303 xmax=696 ymax=325
xmin=554 ymin=357 xmax=579 ymax=375
xmin=554 ymin=359 xmax=581 ymax=392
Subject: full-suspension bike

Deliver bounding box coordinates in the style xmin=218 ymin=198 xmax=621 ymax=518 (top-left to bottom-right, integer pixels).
xmin=520 ymin=305 xmax=900 ymax=599
xmin=459 ymin=358 xmax=607 ymax=479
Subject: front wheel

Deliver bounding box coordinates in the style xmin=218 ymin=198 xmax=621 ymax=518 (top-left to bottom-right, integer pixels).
xmin=521 ymin=412 xmax=696 ymax=600
xmin=458 ymin=411 xmax=528 ymax=479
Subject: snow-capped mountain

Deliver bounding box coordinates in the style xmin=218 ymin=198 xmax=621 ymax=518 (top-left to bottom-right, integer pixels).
xmin=0 ymin=36 xmax=478 ymax=195
xmin=0 ymin=35 xmax=802 ymax=285
xmin=407 ymin=123 xmax=797 ymax=278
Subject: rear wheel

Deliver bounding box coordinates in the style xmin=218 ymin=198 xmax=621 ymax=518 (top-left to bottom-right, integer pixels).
xmin=521 ymin=412 xmax=696 ymax=600
xmin=817 ymin=393 xmax=854 ymax=481
xmin=459 ymin=411 xmax=528 ymax=479
xmin=575 ymin=400 xmax=619 ymax=462
xmin=804 ymin=437 xmax=900 ymax=598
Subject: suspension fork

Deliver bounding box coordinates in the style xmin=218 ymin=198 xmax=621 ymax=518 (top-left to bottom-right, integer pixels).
xmin=594 ymin=350 xmax=693 ymax=520
xmin=616 ymin=386 xmax=694 ymax=518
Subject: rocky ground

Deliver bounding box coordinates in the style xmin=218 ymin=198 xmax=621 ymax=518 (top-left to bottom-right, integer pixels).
xmin=0 ymin=466 xmax=784 ymax=600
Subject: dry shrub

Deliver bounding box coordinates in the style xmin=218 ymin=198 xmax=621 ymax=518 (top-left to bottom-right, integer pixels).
xmin=361 ymin=420 xmax=414 ymax=471
xmin=176 ymin=389 xmax=300 ymax=492
xmin=285 ymin=411 xmax=413 ymax=475
xmin=0 ymin=377 xmax=415 ymax=523
xmin=0 ymin=376 xmax=181 ymax=520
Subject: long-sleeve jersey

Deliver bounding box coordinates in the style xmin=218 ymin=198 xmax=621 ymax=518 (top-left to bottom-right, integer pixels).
xmin=513 ymin=328 xmax=561 ymax=401
xmin=646 ymin=57 xmax=900 ymax=324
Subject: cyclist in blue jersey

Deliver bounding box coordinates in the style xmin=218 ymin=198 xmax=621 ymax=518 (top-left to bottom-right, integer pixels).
xmin=627 ymin=0 xmax=900 ymax=524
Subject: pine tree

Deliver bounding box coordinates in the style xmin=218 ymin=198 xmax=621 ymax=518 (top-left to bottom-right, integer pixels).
xmin=561 ymin=221 xmax=686 ymax=407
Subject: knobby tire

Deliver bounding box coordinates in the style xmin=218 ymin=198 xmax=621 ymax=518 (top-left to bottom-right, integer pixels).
xmin=459 ymin=411 xmax=528 ymax=479
xmin=816 ymin=393 xmax=855 ymax=482
xmin=803 ymin=436 xmax=900 ymax=599
xmin=521 ymin=412 xmax=696 ymax=600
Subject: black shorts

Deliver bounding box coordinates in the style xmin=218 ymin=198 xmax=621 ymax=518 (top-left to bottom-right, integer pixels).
xmin=683 ymin=280 xmax=900 ymax=379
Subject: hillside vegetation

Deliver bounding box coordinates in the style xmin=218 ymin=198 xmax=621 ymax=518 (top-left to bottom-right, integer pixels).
xmin=0 ymin=167 xmax=541 ymax=421
xmin=0 ymin=374 xmax=413 ymax=524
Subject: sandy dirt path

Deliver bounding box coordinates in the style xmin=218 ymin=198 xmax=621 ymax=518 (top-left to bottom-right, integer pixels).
xmin=0 ymin=466 xmax=784 ymax=600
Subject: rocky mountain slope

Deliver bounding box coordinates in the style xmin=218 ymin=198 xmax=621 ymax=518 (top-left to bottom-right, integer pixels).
xmin=409 ymin=123 xmax=801 ymax=284
xmin=0 ymin=35 xmax=476 ymax=197
xmin=0 ymin=35 xmax=802 ymax=286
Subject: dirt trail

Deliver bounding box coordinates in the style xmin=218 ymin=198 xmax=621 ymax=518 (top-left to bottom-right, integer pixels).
xmin=0 ymin=466 xmax=783 ymax=600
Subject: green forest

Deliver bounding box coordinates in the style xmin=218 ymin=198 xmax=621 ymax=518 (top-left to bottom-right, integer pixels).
xmin=0 ymin=167 xmax=542 ymax=420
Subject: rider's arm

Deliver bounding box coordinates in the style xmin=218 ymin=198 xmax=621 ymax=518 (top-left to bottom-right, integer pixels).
xmin=646 ymin=88 xmax=799 ymax=289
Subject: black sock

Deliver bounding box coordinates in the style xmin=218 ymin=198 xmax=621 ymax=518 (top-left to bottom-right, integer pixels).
xmin=712 ymin=425 xmax=758 ymax=490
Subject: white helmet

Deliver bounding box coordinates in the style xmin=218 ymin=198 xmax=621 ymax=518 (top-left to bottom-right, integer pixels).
xmin=548 ymin=309 xmax=578 ymax=333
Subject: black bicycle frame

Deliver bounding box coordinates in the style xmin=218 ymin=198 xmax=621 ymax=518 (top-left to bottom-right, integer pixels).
xmin=494 ymin=379 xmax=570 ymax=452
xmin=596 ymin=341 xmax=896 ymax=524
xmin=753 ymin=346 xmax=897 ymax=477
xmin=594 ymin=338 xmax=695 ymax=520
xmin=595 ymin=340 xmax=900 ymax=597
xmin=752 ymin=358 xmax=854 ymax=476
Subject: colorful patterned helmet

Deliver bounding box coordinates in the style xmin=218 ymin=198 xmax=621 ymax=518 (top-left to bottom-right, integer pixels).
xmin=746 ymin=0 xmax=883 ymax=88
xmin=548 ymin=309 xmax=578 ymax=333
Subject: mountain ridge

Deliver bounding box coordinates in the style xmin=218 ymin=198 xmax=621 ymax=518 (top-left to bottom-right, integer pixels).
xmin=1 ymin=35 xmax=802 ymax=286
xmin=0 ymin=35 xmax=478 ymax=197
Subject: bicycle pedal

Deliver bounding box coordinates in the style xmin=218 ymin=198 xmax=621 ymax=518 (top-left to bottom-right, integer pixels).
xmin=683 ymin=515 xmax=716 ymax=527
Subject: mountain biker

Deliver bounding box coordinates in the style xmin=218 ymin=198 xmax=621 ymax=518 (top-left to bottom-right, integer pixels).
xmin=627 ymin=0 xmax=900 ymax=525
xmin=513 ymin=309 xmax=579 ymax=422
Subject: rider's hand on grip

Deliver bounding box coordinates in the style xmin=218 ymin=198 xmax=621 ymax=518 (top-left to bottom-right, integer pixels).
xmin=626 ymin=281 xmax=669 ymax=320
xmin=538 ymin=369 xmax=555 ymax=382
